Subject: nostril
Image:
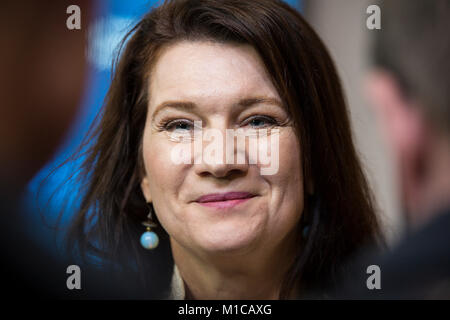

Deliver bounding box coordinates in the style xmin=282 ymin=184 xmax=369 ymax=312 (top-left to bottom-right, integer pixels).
xmin=194 ymin=159 xmax=249 ymax=179
xmin=227 ymin=169 xmax=247 ymax=179
xmin=197 ymin=167 xmax=247 ymax=179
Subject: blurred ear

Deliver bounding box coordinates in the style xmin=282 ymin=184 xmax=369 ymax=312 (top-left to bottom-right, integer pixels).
xmin=366 ymin=70 xmax=424 ymax=156
xmin=140 ymin=176 xmax=152 ymax=203
xmin=366 ymin=70 xmax=427 ymax=213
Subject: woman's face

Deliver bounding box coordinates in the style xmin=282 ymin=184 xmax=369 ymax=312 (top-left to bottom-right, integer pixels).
xmin=141 ymin=41 xmax=304 ymax=256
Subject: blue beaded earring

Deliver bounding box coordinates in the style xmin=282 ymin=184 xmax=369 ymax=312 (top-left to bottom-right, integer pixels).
xmin=140 ymin=203 xmax=159 ymax=250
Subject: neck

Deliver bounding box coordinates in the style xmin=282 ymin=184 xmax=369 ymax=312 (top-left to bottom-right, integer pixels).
xmin=170 ymin=228 xmax=299 ymax=300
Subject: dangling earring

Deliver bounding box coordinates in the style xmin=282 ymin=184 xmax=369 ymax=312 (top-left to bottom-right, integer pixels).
xmin=140 ymin=203 xmax=159 ymax=249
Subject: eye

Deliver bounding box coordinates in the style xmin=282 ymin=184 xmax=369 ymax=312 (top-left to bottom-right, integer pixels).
xmin=242 ymin=115 xmax=278 ymax=128
xmin=163 ymin=119 xmax=194 ymax=132
xmin=160 ymin=118 xmax=198 ymax=143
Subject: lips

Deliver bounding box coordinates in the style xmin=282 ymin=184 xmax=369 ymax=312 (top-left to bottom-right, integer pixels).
xmin=195 ymin=192 xmax=256 ymax=209
xmin=196 ymin=192 xmax=255 ymax=203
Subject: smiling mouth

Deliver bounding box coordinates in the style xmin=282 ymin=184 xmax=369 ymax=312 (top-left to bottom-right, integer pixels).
xmin=195 ymin=192 xmax=256 ymax=209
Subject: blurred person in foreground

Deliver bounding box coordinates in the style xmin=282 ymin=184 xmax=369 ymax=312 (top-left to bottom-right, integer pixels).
xmin=336 ymin=0 xmax=450 ymax=299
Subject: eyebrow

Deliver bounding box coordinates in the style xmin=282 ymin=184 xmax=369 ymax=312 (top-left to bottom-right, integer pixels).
xmin=151 ymin=96 xmax=284 ymax=120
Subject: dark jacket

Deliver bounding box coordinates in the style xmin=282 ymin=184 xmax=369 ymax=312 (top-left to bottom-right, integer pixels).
xmin=334 ymin=207 xmax=450 ymax=299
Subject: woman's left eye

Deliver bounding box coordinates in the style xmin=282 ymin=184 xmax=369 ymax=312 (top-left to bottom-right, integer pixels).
xmin=243 ymin=115 xmax=277 ymax=128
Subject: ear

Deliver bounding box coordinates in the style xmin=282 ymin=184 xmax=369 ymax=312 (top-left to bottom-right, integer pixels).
xmin=365 ymin=70 xmax=423 ymax=154
xmin=366 ymin=70 xmax=428 ymax=213
xmin=140 ymin=176 xmax=152 ymax=203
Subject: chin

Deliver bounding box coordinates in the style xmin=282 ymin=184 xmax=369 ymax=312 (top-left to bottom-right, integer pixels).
xmin=195 ymin=228 xmax=260 ymax=255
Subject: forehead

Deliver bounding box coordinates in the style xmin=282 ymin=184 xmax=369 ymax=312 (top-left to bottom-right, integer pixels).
xmin=148 ymin=41 xmax=279 ymax=109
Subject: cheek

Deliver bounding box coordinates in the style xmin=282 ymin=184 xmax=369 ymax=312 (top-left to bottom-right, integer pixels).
xmin=271 ymin=130 xmax=303 ymax=188
xmin=142 ymin=132 xmax=187 ymax=199
xmin=145 ymin=140 xmax=173 ymax=177
xmin=142 ymin=134 xmax=189 ymax=230
xmin=266 ymin=130 xmax=304 ymax=227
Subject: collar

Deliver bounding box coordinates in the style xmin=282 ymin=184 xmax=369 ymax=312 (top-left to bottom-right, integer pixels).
xmin=169 ymin=264 xmax=186 ymax=300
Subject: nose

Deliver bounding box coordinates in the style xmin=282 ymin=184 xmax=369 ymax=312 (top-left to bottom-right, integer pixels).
xmin=195 ymin=160 xmax=249 ymax=179
xmin=193 ymin=124 xmax=250 ymax=179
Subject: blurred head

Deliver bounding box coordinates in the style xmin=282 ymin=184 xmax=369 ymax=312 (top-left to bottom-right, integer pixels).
xmin=0 ymin=1 xmax=91 ymax=189
xmin=70 ymin=0 xmax=381 ymax=297
xmin=366 ymin=0 xmax=450 ymax=227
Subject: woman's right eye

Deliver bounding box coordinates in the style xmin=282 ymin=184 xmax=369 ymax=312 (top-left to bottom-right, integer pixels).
xmin=162 ymin=119 xmax=197 ymax=142
xmin=164 ymin=119 xmax=194 ymax=132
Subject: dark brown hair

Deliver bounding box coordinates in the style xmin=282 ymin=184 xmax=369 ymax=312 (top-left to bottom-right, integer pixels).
xmin=68 ymin=0 xmax=382 ymax=298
